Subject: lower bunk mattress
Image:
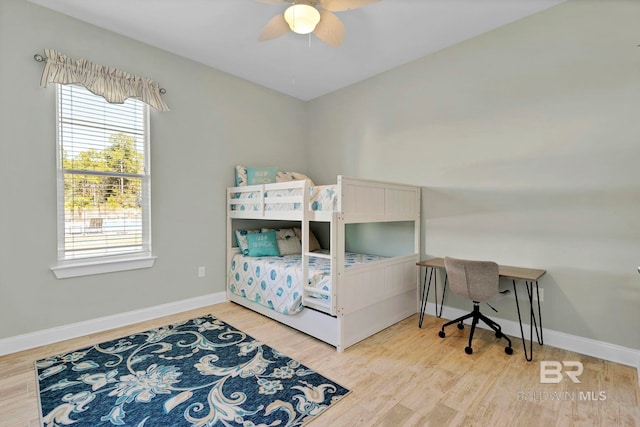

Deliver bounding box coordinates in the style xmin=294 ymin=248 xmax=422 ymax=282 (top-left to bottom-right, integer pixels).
xmin=228 ymin=250 xmax=387 ymax=315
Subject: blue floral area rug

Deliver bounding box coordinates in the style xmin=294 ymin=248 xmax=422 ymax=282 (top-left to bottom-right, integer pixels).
xmin=35 ymin=315 xmax=349 ymax=426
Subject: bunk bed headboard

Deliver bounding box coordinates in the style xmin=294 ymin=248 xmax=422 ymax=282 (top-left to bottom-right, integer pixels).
xmin=337 ymin=176 xmax=421 ymax=223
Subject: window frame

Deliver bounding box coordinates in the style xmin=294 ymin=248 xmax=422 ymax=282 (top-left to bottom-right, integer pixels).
xmin=51 ymin=84 xmax=155 ymax=279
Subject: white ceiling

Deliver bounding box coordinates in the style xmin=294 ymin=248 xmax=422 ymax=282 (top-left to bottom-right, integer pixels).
xmin=28 ymin=0 xmax=565 ymax=101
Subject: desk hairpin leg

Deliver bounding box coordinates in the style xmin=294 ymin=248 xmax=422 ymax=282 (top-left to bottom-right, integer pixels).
xmin=419 ymin=267 xmax=434 ymax=327
xmin=419 ymin=267 xmax=446 ymax=328
xmin=513 ymin=279 xmax=543 ymax=361
xmin=440 ymin=273 xmax=447 ymax=318
xmin=526 ymin=280 xmax=543 ymax=345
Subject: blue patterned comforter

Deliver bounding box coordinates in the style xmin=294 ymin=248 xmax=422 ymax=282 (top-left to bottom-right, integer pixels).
xmin=229 ymin=250 xmax=387 ymax=315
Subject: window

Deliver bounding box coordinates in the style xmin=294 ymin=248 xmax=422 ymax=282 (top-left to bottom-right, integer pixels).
xmin=52 ymin=84 xmax=154 ymax=278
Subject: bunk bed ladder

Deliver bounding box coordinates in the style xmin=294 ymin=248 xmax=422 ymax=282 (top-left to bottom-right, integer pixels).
xmin=301 ymin=184 xmax=338 ymax=316
xmin=302 ymin=247 xmax=335 ymax=315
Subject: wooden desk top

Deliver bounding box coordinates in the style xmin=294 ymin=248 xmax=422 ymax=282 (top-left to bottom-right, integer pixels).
xmin=417 ymin=258 xmax=546 ymax=281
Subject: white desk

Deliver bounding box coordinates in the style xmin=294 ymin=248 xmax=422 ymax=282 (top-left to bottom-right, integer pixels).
xmin=417 ymin=258 xmax=546 ymax=361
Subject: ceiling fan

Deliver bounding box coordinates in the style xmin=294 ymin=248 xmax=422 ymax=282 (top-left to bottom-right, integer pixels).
xmin=257 ymin=0 xmax=381 ymax=47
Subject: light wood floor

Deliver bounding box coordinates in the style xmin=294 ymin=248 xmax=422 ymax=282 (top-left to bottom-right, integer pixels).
xmin=1 ymin=302 xmax=638 ymax=427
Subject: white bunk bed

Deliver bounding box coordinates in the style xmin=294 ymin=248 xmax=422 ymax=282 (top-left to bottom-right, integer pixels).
xmin=226 ymin=175 xmax=421 ymax=351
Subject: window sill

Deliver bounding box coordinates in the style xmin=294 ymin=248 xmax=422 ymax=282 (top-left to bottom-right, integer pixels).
xmin=51 ymin=255 xmax=157 ymax=279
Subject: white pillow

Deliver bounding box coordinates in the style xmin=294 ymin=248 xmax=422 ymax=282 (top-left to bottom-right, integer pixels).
xmin=235 ymin=165 xmax=247 ymax=187
xmin=276 ymin=170 xmax=315 ymax=186
xmin=261 ymin=228 xmax=302 ymax=255
xmin=293 ymin=227 xmax=321 ymax=252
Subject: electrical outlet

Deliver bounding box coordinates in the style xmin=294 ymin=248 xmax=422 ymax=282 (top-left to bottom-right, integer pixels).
xmin=198 ymin=266 xmax=205 ymax=278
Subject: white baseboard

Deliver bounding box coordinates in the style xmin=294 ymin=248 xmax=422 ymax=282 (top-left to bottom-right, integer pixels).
xmin=0 ymin=292 xmax=226 ymax=356
xmin=424 ymin=302 xmax=640 ymax=387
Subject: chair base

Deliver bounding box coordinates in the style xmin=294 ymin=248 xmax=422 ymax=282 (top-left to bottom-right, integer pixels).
xmin=439 ymin=303 xmax=513 ymax=355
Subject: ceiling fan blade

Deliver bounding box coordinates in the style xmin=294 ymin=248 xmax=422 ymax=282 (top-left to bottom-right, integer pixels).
xmin=313 ymin=10 xmax=344 ymax=47
xmin=259 ymin=13 xmax=291 ymax=41
xmin=318 ymin=0 xmax=380 ymax=12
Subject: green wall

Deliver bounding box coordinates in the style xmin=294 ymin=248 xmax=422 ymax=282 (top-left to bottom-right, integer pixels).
xmin=0 ymin=0 xmax=307 ymax=339
xmin=305 ymin=0 xmax=640 ymax=350
xmin=1 ymin=0 xmax=638 ymax=353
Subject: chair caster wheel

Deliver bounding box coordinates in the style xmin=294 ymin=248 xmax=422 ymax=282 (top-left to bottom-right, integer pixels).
xmin=465 ymin=346 xmax=473 ymax=355
xmin=457 ymin=323 xmax=464 ymax=330
xmin=438 ymin=331 xmax=446 ymax=338
xmin=495 ymin=331 xmax=503 ymax=338
xmin=505 ymin=347 xmax=513 ymax=355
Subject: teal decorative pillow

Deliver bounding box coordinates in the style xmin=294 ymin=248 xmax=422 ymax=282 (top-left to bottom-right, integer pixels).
xmin=236 ymin=166 xmax=313 ymax=187
xmin=235 ymin=229 xmax=261 ymax=255
xmin=246 ymin=231 xmax=280 ymax=257
xmin=261 ymin=228 xmax=302 ymax=255
xmin=247 ymin=167 xmax=278 ymax=185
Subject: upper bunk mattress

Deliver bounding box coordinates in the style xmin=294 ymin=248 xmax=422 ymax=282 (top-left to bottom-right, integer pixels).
xmin=229 ymin=250 xmax=387 ymax=316
xmin=231 ymin=184 xmax=337 ymax=212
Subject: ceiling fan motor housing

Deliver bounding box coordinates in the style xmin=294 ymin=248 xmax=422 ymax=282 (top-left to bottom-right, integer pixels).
xmin=284 ymin=2 xmax=321 ymax=34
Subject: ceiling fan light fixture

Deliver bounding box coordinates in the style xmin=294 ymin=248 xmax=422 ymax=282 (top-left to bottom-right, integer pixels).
xmin=283 ymin=3 xmax=321 ymax=35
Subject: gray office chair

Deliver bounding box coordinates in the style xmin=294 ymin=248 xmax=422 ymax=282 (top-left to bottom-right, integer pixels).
xmin=438 ymin=257 xmax=513 ymax=355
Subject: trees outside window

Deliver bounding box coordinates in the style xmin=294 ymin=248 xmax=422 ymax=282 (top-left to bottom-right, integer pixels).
xmin=57 ymin=84 xmax=151 ymax=261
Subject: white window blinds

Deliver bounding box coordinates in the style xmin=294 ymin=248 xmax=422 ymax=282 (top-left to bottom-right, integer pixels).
xmin=57 ymin=84 xmax=151 ymax=260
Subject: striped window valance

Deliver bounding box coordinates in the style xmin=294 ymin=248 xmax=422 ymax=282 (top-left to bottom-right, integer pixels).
xmin=39 ymin=48 xmax=169 ymax=112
